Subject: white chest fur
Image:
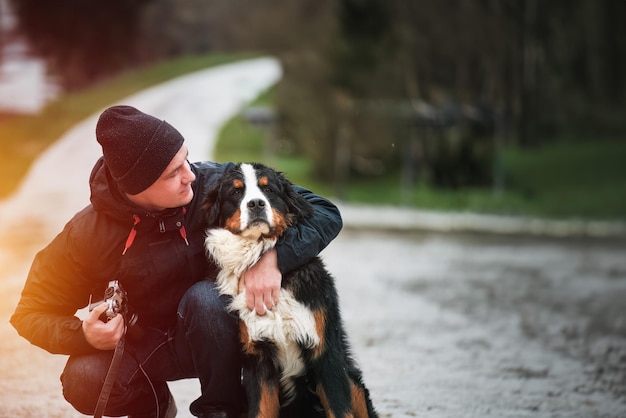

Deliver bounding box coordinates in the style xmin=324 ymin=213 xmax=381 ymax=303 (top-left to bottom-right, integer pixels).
xmin=204 ymin=229 xmax=320 ymax=398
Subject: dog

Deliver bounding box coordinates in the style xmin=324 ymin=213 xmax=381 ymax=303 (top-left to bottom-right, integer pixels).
xmin=202 ymin=162 xmax=377 ymax=418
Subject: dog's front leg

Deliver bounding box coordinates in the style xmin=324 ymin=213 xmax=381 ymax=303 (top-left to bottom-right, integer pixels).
xmin=242 ymin=351 xmax=281 ymax=418
xmin=312 ymin=350 xmax=355 ymax=418
xmin=240 ymin=320 xmax=281 ymax=418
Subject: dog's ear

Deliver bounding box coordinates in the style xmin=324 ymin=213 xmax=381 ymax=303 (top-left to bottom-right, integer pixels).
xmin=201 ymin=182 xmax=221 ymax=227
xmin=279 ymin=173 xmax=315 ymax=223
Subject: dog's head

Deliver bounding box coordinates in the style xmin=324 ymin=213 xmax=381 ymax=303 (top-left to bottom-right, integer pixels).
xmin=202 ymin=163 xmax=314 ymax=240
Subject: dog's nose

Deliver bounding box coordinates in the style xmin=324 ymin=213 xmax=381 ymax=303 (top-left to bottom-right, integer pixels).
xmin=247 ymin=199 xmax=266 ymax=211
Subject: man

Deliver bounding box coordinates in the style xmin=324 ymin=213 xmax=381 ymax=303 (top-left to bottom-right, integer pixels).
xmin=10 ymin=105 xmax=343 ymax=418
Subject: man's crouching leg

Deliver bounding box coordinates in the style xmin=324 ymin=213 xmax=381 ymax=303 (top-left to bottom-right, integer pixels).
xmin=61 ymin=349 xmax=171 ymax=416
xmin=176 ymin=280 xmax=245 ymax=417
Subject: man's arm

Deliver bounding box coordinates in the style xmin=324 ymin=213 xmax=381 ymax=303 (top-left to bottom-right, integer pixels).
xmin=242 ymin=187 xmax=342 ymax=314
xmin=274 ymin=186 xmax=343 ymax=273
xmin=10 ymin=222 xmax=100 ymax=355
xmin=240 ymin=249 xmax=281 ymax=315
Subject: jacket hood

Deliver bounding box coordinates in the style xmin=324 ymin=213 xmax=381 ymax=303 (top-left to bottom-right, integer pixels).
xmin=89 ymin=157 xmax=141 ymax=221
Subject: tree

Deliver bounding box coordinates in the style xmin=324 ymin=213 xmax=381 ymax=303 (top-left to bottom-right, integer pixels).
xmin=274 ymin=0 xmax=626 ymax=192
xmin=10 ymin=0 xmax=626 ymax=192
xmin=9 ymin=0 xmax=151 ymax=90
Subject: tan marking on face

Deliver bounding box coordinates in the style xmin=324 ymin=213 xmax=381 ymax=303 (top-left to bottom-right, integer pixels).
xmin=224 ymin=209 xmax=242 ymax=233
xmin=258 ymin=208 xmax=287 ymax=238
xmin=258 ymin=175 xmax=269 ymax=187
xmin=233 ymin=178 xmax=244 ymax=189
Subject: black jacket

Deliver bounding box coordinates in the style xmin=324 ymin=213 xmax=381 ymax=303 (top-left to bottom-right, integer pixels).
xmin=11 ymin=158 xmax=343 ymax=356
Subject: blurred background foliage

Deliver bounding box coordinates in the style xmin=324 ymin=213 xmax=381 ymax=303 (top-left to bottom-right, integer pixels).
xmin=3 ymin=0 xmax=626 ymax=219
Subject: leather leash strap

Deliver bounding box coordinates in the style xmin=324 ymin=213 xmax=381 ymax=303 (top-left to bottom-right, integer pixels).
xmin=93 ymin=334 xmax=126 ymax=418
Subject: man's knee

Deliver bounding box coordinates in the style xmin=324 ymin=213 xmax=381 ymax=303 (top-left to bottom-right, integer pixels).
xmin=62 ymin=352 xmax=162 ymax=416
xmin=61 ymin=353 xmax=111 ymax=414
xmin=177 ymin=280 xmax=238 ymax=343
xmin=178 ymin=280 xmax=231 ymax=320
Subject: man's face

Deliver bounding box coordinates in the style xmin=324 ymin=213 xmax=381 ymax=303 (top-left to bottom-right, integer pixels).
xmin=126 ymin=146 xmax=196 ymax=212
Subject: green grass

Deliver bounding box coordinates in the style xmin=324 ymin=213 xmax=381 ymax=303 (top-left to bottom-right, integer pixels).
xmin=501 ymin=141 xmax=626 ymax=219
xmin=0 ymin=51 xmax=260 ymax=199
xmin=215 ymin=97 xmax=626 ymax=220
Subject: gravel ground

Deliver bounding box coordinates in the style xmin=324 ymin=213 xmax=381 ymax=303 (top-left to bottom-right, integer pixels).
xmin=2 ymin=229 xmax=625 ymax=417
xmin=326 ymin=229 xmax=626 ymax=418
xmin=1 ymin=58 xmax=625 ymax=418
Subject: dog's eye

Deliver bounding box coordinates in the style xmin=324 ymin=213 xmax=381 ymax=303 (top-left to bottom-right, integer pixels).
xmin=263 ymin=186 xmax=274 ymax=194
xmin=232 ymin=188 xmax=242 ymax=196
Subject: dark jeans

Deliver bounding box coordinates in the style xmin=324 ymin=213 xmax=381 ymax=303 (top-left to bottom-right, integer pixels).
xmin=61 ymin=281 xmax=244 ymax=417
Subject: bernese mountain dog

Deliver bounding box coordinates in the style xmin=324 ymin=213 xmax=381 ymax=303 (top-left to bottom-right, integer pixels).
xmin=202 ymin=162 xmax=377 ymax=418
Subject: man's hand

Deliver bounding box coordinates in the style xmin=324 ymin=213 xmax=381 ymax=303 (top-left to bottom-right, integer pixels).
xmin=82 ymin=302 xmax=125 ymax=350
xmin=240 ymin=249 xmax=281 ymax=316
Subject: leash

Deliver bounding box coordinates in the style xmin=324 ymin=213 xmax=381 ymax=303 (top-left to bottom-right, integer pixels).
xmin=93 ymin=332 xmax=126 ymax=418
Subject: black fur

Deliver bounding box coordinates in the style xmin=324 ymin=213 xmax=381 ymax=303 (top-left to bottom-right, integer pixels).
xmin=203 ymin=163 xmax=377 ymax=418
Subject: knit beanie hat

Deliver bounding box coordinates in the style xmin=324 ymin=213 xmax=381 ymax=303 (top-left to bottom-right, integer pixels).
xmin=96 ymin=105 xmax=185 ymax=195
